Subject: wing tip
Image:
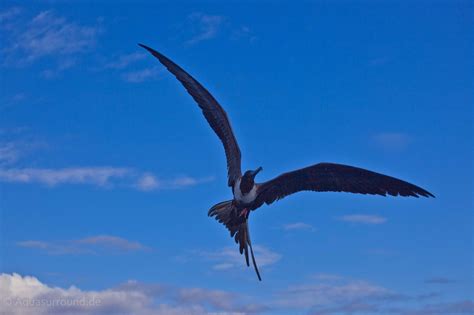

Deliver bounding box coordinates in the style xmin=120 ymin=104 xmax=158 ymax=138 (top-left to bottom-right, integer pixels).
xmin=138 ymin=43 xmax=150 ymax=50
xmin=413 ymin=185 xmax=435 ymax=198
xmin=138 ymin=43 xmax=163 ymax=60
xmin=420 ymin=190 xmax=435 ymax=198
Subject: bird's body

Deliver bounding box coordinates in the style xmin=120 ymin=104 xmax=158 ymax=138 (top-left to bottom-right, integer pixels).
xmin=233 ymin=169 xmax=261 ymax=206
xmin=234 ymin=180 xmax=258 ymax=205
xmin=140 ymin=43 xmax=434 ymax=281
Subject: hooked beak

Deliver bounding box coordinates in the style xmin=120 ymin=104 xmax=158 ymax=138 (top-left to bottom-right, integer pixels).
xmin=251 ymin=167 xmax=263 ymax=177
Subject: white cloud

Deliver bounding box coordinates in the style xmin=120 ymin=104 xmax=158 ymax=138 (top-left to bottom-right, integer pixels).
xmin=186 ymin=13 xmax=226 ymax=45
xmin=0 ymin=167 xmax=130 ymax=186
xmin=337 ymin=214 xmax=387 ymax=225
xmin=17 ymin=235 xmax=150 ymax=255
xmin=0 ymin=273 xmax=187 ymax=315
xmin=0 ymin=273 xmax=266 ymax=315
xmin=0 ymin=272 xmax=470 ymax=315
xmin=283 ymin=222 xmax=316 ymax=232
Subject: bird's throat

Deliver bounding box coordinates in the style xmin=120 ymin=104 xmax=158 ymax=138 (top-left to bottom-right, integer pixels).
xmin=240 ymin=177 xmax=254 ymax=194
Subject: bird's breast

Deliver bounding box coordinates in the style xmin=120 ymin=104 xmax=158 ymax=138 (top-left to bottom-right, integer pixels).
xmin=233 ymin=178 xmax=258 ymax=204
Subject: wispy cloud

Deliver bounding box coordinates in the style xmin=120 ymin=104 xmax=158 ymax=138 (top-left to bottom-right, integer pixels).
xmin=121 ymin=66 xmax=161 ymax=83
xmin=283 ymin=222 xmax=316 ymax=232
xmin=196 ymin=246 xmax=281 ymax=272
xmin=104 ymin=52 xmax=147 ymax=69
xmin=372 ymin=132 xmax=411 ymax=151
xmin=0 ymin=143 xmax=21 ymax=165
xmin=311 ymin=273 xmax=343 ymax=281
xmin=271 ymin=274 xmax=466 ymax=314
xmin=10 ymin=93 xmax=26 ymax=103
xmin=182 ymin=13 xmax=256 ymax=45
xmin=17 ymin=235 xmax=150 ymax=255
xmin=1 ymin=8 xmax=102 ymax=77
xmin=75 ymin=235 xmax=149 ymax=251
xmin=99 ymin=51 xmax=156 ymax=83
xmin=424 ymin=277 xmax=456 ymax=284
xmin=0 ymin=141 xmax=212 ymax=190
xmin=11 ymin=10 xmax=99 ymax=61
xmin=0 ymin=140 xmax=45 ymax=165
xmin=0 ymin=96 xmax=24 ymax=111
xmin=136 ymin=173 xmax=159 ymax=191
xmin=0 ymin=166 xmax=213 ymax=191
xmin=1 ymin=93 xmax=31 ymax=111
xmin=232 ymin=25 xmax=257 ymax=42
xmin=398 ymin=300 xmax=474 ymax=315
xmin=337 ymin=214 xmax=387 ymax=225
xmin=186 ymin=13 xmax=226 ymax=45
xmin=135 ymin=173 xmax=214 ymax=191
xmin=276 ymin=279 xmax=393 ymax=309
xmin=0 ymin=167 xmax=130 ymax=186
xmin=41 ymin=58 xmax=77 ymax=79
xmin=177 ymin=288 xmax=235 ymax=311
xmin=0 ymin=7 xmax=21 ymax=23
xmin=271 ymin=274 xmax=439 ymax=315
xmin=0 ymin=126 xmax=29 ymax=135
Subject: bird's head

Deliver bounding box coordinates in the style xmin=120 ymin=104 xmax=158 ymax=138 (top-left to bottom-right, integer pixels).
xmin=243 ymin=167 xmax=263 ymax=181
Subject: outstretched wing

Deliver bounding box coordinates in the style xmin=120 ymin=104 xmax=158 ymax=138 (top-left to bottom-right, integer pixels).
xmin=255 ymin=162 xmax=434 ymax=206
xmin=140 ymin=44 xmax=242 ymax=187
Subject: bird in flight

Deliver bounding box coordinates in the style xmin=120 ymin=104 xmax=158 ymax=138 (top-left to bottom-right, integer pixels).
xmin=139 ymin=44 xmax=434 ymax=281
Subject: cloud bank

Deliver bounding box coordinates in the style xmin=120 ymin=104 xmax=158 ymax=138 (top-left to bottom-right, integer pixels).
xmin=0 ymin=273 xmax=266 ymax=315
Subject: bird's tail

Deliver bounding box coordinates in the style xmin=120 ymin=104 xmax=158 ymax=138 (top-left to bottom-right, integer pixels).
xmin=208 ymin=200 xmax=262 ymax=281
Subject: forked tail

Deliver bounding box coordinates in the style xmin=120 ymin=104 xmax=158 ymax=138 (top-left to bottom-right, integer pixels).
xmin=208 ymin=200 xmax=262 ymax=281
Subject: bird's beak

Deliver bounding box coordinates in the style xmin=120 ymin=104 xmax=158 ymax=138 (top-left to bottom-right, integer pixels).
xmin=252 ymin=167 xmax=263 ymax=177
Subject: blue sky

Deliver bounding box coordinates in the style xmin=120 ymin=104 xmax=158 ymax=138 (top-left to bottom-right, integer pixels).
xmin=0 ymin=1 xmax=472 ymax=314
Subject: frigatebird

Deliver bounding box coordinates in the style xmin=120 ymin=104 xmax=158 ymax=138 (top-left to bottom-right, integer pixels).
xmin=139 ymin=44 xmax=434 ymax=281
